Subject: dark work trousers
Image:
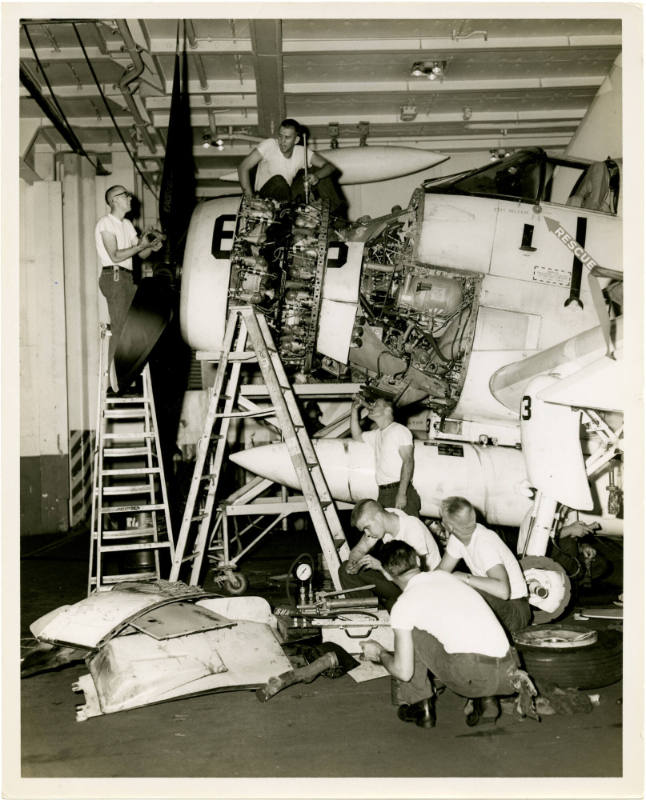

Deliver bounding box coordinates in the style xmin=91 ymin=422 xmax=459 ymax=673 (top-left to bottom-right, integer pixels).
xmin=99 ymin=267 xmax=137 ymax=366
xmin=377 ymin=482 xmax=422 ymax=518
xmin=338 ymin=560 xmax=401 ymax=610
xmin=395 ymin=629 xmax=519 ymax=706
xmin=258 ymin=171 xmax=347 ymax=215
xmin=473 ymin=590 xmax=532 ymax=636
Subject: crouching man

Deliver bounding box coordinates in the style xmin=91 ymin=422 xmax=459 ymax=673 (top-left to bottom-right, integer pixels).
xmin=360 ymin=541 xmax=538 ymax=728
xmin=339 ymin=499 xmax=441 ymax=611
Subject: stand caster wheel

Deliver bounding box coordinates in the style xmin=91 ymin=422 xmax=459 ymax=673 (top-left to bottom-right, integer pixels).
xmin=222 ymin=571 xmax=248 ymax=595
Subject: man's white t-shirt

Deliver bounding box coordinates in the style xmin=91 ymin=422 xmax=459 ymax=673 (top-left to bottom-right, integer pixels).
xmin=383 ymin=508 xmax=440 ymax=570
xmin=446 ymin=523 xmax=528 ymax=599
xmin=362 ymin=422 xmax=413 ymax=485
xmin=390 ymin=571 xmax=510 ymax=658
xmin=254 ymin=138 xmax=314 ymax=191
xmin=95 ymin=214 xmax=138 ymax=273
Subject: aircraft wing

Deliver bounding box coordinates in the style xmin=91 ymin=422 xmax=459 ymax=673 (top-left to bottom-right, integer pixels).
xmin=535 ymin=354 xmax=623 ymax=413
xmin=489 ymin=316 xmax=623 ymax=414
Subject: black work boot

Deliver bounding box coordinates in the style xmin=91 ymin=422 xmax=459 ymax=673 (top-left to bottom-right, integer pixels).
xmin=397 ymin=696 xmax=437 ymax=728
xmin=465 ymin=696 xmax=501 ymax=726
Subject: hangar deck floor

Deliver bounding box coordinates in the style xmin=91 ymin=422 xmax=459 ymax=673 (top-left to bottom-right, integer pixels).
xmin=18 ymin=525 xmax=624 ymax=785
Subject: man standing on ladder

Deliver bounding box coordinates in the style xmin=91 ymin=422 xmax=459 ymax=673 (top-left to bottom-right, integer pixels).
xmin=95 ymin=185 xmax=164 ymax=389
xmin=351 ymin=395 xmax=422 ymax=517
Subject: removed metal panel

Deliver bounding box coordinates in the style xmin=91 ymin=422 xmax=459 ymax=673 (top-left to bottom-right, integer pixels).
xmin=74 ymin=621 xmax=292 ymax=719
xmin=30 ymin=584 xmax=209 ymax=649
xmin=128 ymin=602 xmax=234 ymax=640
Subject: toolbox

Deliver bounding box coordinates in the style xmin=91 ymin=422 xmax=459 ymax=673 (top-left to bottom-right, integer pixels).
xmin=313 ymin=610 xmax=394 ymax=654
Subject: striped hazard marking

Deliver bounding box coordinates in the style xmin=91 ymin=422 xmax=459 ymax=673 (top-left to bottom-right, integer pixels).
xmin=69 ymin=429 xmax=94 ymax=526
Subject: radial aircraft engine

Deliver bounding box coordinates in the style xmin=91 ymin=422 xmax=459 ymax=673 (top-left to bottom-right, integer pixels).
xmin=180 ymin=147 xmax=623 ymax=563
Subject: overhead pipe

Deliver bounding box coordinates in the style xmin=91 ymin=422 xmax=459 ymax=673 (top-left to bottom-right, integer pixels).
xmin=185 ymin=20 xmax=209 ymax=91
xmin=115 ymin=20 xmax=158 ymax=153
xmin=19 ymin=64 xmax=86 ymax=155
xmin=185 ymin=19 xmax=198 ymax=48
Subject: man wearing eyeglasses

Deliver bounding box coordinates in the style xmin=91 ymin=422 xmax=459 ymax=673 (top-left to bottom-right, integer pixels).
xmin=95 ymin=185 xmax=164 ymax=378
xmin=339 ymin=498 xmax=441 ymax=610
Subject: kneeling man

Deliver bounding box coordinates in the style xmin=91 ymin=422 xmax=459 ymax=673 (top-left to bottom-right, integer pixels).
xmin=339 ymin=499 xmax=441 ymax=610
xmin=438 ymin=496 xmax=531 ymax=634
xmin=360 ymin=541 xmax=538 ymax=728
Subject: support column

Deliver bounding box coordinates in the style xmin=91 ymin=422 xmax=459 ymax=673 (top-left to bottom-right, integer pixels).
xmin=19 ymin=180 xmax=69 ymax=534
xmin=61 ymin=153 xmax=101 ymax=526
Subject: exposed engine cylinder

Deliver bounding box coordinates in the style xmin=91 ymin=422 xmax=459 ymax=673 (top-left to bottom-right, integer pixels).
xmin=227 ymin=197 xmax=330 ymax=371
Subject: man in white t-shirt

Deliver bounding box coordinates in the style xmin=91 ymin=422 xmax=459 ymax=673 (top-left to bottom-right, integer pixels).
xmin=351 ymin=395 xmax=421 ymax=517
xmin=237 ymin=119 xmax=346 ymax=213
xmin=360 ymin=541 xmax=538 ymax=729
xmin=95 ymin=185 xmax=163 ymax=378
xmin=339 ymin=499 xmax=440 ymax=610
xmin=438 ymin=496 xmax=531 ymax=634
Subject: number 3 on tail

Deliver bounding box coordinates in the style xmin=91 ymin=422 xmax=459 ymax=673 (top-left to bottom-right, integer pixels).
xmin=521 ymin=396 xmax=532 ymax=420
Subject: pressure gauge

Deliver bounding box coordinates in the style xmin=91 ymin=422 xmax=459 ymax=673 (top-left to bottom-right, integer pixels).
xmin=296 ymin=562 xmax=313 ymax=581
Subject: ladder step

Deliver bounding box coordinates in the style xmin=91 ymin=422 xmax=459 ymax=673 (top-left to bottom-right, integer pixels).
xmin=102 ymin=503 xmax=166 ymax=514
xmin=105 ymin=396 xmax=145 ymax=404
xmin=104 ymin=409 xmax=147 ymax=419
xmin=103 ymin=447 xmax=150 ymax=457
xmin=101 ymin=467 xmax=161 ymax=477
xmin=103 ymin=432 xmax=153 ymax=441
xmin=90 ymin=572 xmax=159 ymax=585
xmin=102 ymin=484 xmax=155 ymax=496
xmin=98 ymin=542 xmax=172 ymax=553
xmin=98 ymin=528 xmax=158 ymax=540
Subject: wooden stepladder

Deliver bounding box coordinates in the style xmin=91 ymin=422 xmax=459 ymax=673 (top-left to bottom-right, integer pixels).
xmin=169 ymin=305 xmax=350 ymax=590
xmin=88 ymin=325 xmax=174 ymax=594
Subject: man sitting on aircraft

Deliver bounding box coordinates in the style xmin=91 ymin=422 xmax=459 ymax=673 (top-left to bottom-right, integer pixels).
xmin=437 ymin=496 xmax=531 ymax=635
xmin=339 ymin=499 xmax=441 ymax=610
xmin=359 ymin=541 xmax=539 ymax=729
xmin=237 ymin=118 xmax=346 ymax=214
xmin=351 ymin=395 xmax=421 ymax=517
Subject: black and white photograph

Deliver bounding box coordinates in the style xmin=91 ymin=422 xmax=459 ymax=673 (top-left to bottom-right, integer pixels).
xmin=2 ymin=3 xmax=643 ymax=798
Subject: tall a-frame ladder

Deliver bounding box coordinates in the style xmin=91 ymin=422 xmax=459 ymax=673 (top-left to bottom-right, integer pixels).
xmin=89 ymin=325 xmax=175 ymax=593
xmin=169 ymin=306 xmax=350 ymax=589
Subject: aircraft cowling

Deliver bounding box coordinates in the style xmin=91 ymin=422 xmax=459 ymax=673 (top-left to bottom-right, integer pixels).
xmin=229 ymin=439 xmax=533 ymax=527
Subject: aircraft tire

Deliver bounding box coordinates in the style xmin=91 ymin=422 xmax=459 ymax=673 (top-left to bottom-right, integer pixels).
xmin=513 ymin=623 xmax=622 ymax=690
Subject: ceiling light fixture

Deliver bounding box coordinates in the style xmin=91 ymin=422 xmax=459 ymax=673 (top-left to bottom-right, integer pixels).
xmin=358 ymin=121 xmax=370 ymax=147
xmin=410 ymin=60 xmax=447 ymax=80
xmin=328 ymin=122 xmax=340 ymax=149
xmin=489 ymin=147 xmax=512 ymax=162
xmin=400 ymin=104 xmax=417 ymax=122
xmin=202 ymin=130 xmax=225 ymax=150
